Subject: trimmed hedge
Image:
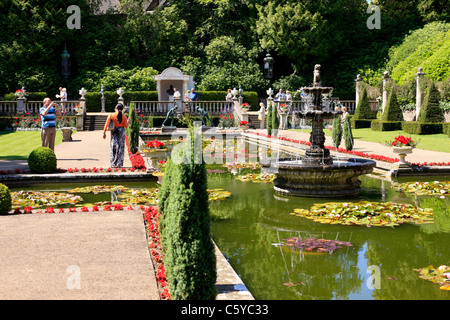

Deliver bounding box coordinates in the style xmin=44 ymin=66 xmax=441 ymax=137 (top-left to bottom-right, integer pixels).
xmin=443 ymin=123 xmax=450 ymax=135
xmin=350 ymin=118 xmax=372 ymax=129
xmin=371 ymin=120 xmax=403 ymax=131
xmin=2 ymin=92 xmax=47 ymax=101
xmin=402 ymin=121 xmax=443 ymax=135
xmin=142 ymin=116 xmax=221 ymax=128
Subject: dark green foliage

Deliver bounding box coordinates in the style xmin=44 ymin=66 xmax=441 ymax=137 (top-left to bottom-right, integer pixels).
xmin=332 ymin=116 xmax=342 ymax=148
xmin=418 ymin=82 xmax=445 ymax=123
xmin=266 ymin=103 xmax=272 ymax=136
xmin=0 ymin=183 xmax=12 ymax=214
xmin=27 ymin=147 xmax=57 ymax=173
xmin=127 ymin=103 xmax=140 ymax=154
xmin=382 ymin=89 xmax=403 ymax=121
xmin=272 ymin=103 xmax=279 ymax=136
xmin=402 ymin=121 xmax=443 ymax=135
xmin=354 ymin=88 xmax=376 ymax=120
xmin=370 ymin=120 xmax=402 ymax=131
xmin=158 ymin=158 xmax=174 ymax=250
xmin=350 ymin=119 xmax=372 ymax=129
xmin=161 ymin=129 xmax=217 ymax=300
xmin=343 ymin=115 xmax=354 ymax=151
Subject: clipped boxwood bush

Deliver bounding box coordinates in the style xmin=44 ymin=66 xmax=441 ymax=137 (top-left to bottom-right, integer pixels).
xmin=27 ymin=147 xmax=57 ymax=173
xmin=350 ymin=119 xmax=372 ymax=129
xmin=371 ymin=120 xmax=403 ymax=131
xmin=0 ymin=183 xmax=12 ymax=214
xmin=402 ymin=121 xmax=443 ymax=135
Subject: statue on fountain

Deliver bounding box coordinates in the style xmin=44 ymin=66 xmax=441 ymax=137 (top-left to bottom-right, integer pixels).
xmin=313 ymin=64 xmax=321 ymax=87
xmin=196 ymin=106 xmax=213 ymax=126
xmin=162 ymin=105 xmax=178 ymax=127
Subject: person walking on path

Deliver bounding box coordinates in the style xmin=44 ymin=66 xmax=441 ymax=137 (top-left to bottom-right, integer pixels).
xmin=103 ymin=103 xmax=128 ymax=168
xmin=40 ymin=98 xmax=60 ymax=151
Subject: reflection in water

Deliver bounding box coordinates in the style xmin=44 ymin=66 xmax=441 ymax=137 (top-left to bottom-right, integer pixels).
xmin=208 ymin=174 xmax=450 ymax=300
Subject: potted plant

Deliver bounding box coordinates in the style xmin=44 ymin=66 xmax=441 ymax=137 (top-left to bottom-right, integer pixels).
xmin=141 ymin=140 xmax=168 ymax=171
xmin=239 ymin=120 xmax=249 ymax=131
xmin=387 ymin=135 xmax=419 ymax=169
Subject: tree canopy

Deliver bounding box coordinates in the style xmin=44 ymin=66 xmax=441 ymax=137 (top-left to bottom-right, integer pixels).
xmin=0 ymin=0 xmax=448 ymax=98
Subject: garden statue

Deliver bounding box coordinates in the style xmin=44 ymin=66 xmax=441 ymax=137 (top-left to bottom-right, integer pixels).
xmin=313 ymin=64 xmax=321 ymax=87
xmin=196 ymin=106 xmax=213 ymax=126
xmin=162 ymin=105 xmax=178 ymax=127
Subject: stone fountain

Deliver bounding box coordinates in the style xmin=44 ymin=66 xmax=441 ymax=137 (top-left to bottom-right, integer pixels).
xmin=273 ymin=65 xmax=376 ymax=198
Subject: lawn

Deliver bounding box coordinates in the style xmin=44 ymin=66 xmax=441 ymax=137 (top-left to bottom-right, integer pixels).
xmin=294 ymin=128 xmax=450 ymax=153
xmin=0 ymin=131 xmax=63 ymax=160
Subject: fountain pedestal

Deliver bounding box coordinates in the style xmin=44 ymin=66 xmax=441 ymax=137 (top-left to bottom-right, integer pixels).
xmin=272 ymin=65 xmax=376 ymax=198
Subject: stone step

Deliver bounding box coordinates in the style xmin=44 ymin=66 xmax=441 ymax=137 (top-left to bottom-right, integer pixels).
xmin=84 ymin=115 xmax=108 ymax=131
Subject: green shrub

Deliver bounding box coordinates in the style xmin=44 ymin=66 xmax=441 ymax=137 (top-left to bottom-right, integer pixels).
xmin=402 ymin=121 xmax=443 ymax=135
xmin=266 ymin=102 xmax=272 ymax=136
xmin=443 ymin=123 xmax=450 ymax=135
xmin=0 ymin=183 xmax=12 ymax=214
xmin=418 ymin=82 xmax=445 ymax=123
xmin=354 ymin=87 xmax=376 ymax=120
xmin=382 ymin=89 xmax=403 ymax=121
xmin=350 ymin=119 xmax=372 ymax=129
xmin=332 ymin=116 xmax=342 ymax=148
xmin=27 ymin=147 xmax=57 ymax=173
xmin=272 ymin=102 xmax=279 ymax=136
xmin=161 ymin=129 xmax=217 ymax=300
xmin=343 ymin=115 xmax=354 ymax=151
xmin=127 ymin=103 xmax=140 ymax=154
xmin=371 ymin=120 xmax=403 ymax=131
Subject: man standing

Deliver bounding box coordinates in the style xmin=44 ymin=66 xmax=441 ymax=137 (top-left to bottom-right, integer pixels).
xmin=189 ymin=88 xmax=199 ymax=101
xmin=40 ymin=98 xmax=60 ymax=151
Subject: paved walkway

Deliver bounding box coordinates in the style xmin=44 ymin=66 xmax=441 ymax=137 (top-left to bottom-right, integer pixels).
xmin=0 ymin=130 xmax=254 ymax=300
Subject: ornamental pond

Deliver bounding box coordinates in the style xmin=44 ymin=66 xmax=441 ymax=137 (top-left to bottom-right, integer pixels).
xmin=8 ymin=138 xmax=450 ymax=300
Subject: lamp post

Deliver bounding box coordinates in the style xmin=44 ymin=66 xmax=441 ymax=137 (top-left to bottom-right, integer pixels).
xmin=263 ymin=53 xmax=274 ymax=81
xmin=61 ymin=45 xmax=71 ymax=79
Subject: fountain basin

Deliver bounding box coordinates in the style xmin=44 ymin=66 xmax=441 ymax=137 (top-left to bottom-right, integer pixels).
xmin=272 ymin=158 xmax=376 ymax=198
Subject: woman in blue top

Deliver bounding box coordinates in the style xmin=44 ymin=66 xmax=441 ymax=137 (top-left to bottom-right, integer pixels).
xmin=40 ymin=98 xmax=60 ymax=151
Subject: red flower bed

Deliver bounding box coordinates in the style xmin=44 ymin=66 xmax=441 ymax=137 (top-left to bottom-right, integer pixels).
xmin=143 ymin=206 xmax=170 ymax=300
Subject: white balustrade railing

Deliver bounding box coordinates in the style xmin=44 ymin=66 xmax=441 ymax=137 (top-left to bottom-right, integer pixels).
xmin=131 ymin=100 xmax=231 ymax=115
xmin=0 ymin=100 xmax=79 ymax=115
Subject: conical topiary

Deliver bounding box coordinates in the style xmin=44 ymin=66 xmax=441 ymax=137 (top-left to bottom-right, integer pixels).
xmin=127 ymin=103 xmax=140 ymax=154
xmin=382 ymin=88 xmax=403 ymax=121
xmin=343 ymin=115 xmax=354 ymax=151
xmin=354 ymin=87 xmax=375 ymax=120
xmin=332 ymin=116 xmax=343 ymax=148
xmin=418 ymin=82 xmax=444 ymax=123
xmin=266 ymin=102 xmax=272 ymax=136
xmin=272 ymin=102 xmax=279 ymax=136
xmin=162 ymin=129 xmax=217 ymax=300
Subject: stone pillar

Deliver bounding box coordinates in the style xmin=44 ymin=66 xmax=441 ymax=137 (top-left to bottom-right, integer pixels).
xmin=382 ymin=71 xmax=390 ymax=114
xmin=16 ymin=98 xmax=25 ymax=114
xmin=100 ymin=85 xmax=106 ymax=113
xmin=415 ymin=67 xmax=425 ymax=121
xmin=355 ymin=74 xmax=363 ymax=108
xmin=258 ymin=103 xmax=265 ymax=129
xmin=77 ymin=88 xmax=86 ymax=131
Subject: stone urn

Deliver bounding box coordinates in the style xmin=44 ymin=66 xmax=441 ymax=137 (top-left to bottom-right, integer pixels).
xmin=61 ymin=127 xmax=73 ymax=141
xmin=142 ymin=149 xmax=167 ymax=172
xmin=392 ymin=146 xmax=414 ymax=169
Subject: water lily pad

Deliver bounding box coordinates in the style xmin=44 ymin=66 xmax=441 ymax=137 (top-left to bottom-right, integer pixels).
xmin=414 ymin=265 xmax=450 ymax=291
xmin=11 ymin=191 xmax=83 ymax=208
xmin=237 ymin=173 xmax=275 ymax=183
xmin=291 ymin=201 xmax=434 ymax=227
xmin=393 ymin=181 xmax=449 ymax=196
xmin=68 ymin=185 xmax=128 ymax=194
